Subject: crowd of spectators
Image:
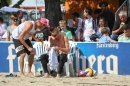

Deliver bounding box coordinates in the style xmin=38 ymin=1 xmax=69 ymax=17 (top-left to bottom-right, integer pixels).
xmin=0 ymin=1 xmax=129 ymax=43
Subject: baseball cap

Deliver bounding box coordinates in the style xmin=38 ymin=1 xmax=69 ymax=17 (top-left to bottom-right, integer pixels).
xmin=40 ymin=18 xmax=50 ymax=28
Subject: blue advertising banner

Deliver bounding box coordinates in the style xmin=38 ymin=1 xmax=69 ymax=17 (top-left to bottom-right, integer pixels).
xmin=76 ymin=42 xmax=130 ymax=75
xmin=0 ymin=42 xmax=130 ymax=75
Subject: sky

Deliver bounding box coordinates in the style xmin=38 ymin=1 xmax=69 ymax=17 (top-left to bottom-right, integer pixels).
xmin=10 ymin=0 xmax=45 ymax=6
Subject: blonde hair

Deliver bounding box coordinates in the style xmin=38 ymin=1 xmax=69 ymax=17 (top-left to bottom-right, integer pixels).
xmin=59 ymin=20 xmax=66 ymax=24
xmin=101 ymin=27 xmax=109 ymax=35
xmin=35 ymin=18 xmax=40 ymax=21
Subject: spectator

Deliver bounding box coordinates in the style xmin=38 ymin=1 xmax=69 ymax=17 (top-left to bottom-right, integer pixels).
xmin=6 ymin=14 xmax=19 ymax=41
xmin=99 ymin=27 xmax=116 ymax=42
xmin=90 ymin=17 xmax=110 ymax=41
xmin=17 ymin=10 xmax=23 ymax=24
xmin=99 ymin=1 xmax=115 ymax=32
xmin=83 ymin=7 xmax=95 ymax=42
xmin=0 ymin=17 xmax=7 ymax=41
xmin=58 ymin=20 xmax=73 ymax=41
xmin=32 ymin=18 xmax=50 ymax=41
xmin=111 ymin=10 xmax=130 ymax=41
xmin=93 ymin=9 xmax=102 ymax=28
xmin=118 ymin=24 xmax=130 ymax=42
xmin=71 ymin=12 xmax=82 ymax=41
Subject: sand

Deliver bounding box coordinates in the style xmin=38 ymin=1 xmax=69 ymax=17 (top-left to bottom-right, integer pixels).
xmin=0 ymin=72 xmax=130 ymax=86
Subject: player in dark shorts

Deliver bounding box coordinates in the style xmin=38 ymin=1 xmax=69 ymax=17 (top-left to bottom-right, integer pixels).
xmin=12 ymin=20 xmax=43 ymax=77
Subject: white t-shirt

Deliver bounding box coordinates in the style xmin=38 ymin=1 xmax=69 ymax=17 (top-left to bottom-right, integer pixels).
xmin=83 ymin=18 xmax=93 ymax=41
xmin=12 ymin=21 xmax=36 ymax=40
xmin=0 ymin=23 xmax=7 ymax=40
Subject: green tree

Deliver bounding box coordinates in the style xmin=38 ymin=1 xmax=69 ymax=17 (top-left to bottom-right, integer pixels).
xmin=6 ymin=0 xmax=12 ymax=5
xmin=60 ymin=0 xmax=65 ymax=4
xmin=45 ymin=0 xmax=62 ymax=27
xmin=0 ymin=0 xmax=12 ymax=8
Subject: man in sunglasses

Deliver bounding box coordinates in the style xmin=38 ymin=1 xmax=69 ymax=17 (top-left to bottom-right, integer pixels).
xmin=40 ymin=27 xmax=70 ymax=78
xmin=12 ymin=19 xmax=43 ymax=77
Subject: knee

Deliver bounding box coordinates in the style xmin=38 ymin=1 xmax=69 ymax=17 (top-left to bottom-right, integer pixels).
xmin=30 ymin=53 xmax=34 ymax=56
xmin=40 ymin=54 xmax=48 ymax=61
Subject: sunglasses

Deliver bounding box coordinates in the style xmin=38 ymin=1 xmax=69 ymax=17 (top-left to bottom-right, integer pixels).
xmin=51 ymin=33 xmax=58 ymax=37
xmin=12 ymin=19 xmax=18 ymax=21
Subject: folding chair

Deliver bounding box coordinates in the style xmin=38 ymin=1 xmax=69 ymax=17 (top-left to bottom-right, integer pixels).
xmin=32 ymin=41 xmax=50 ymax=76
xmin=64 ymin=41 xmax=76 ymax=77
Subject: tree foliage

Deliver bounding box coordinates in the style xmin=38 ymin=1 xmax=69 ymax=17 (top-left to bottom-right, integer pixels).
xmin=60 ymin=0 xmax=65 ymax=4
xmin=0 ymin=0 xmax=11 ymax=8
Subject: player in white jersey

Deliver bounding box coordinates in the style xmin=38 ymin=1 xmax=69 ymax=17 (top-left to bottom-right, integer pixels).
xmin=12 ymin=20 xmax=43 ymax=77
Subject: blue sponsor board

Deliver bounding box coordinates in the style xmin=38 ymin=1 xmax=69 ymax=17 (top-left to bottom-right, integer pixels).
xmin=76 ymin=42 xmax=130 ymax=75
xmin=0 ymin=42 xmax=130 ymax=75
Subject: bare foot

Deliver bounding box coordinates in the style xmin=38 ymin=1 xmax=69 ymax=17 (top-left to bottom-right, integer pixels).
xmin=28 ymin=72 xmax=34 ymax=78
xmin=20 ymin=73 xmax=25 ymax=77
xmin=56 ymin=74 xmax=60 ymax=78
xmin=42 ymin=75 xmax=49 ymax=78
xmin=42 ymin=73 xmax=49 ymax=78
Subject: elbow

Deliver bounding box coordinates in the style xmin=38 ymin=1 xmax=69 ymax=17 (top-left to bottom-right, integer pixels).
xmin=18 ymin=35 xmax=23 ymax=41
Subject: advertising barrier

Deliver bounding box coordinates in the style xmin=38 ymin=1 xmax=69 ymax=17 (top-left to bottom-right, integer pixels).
xmin=0 ymin=42 xmax=130 ymax=75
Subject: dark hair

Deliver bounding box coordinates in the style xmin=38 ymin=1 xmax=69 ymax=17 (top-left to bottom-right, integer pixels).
xmin=50 ymin=27 xmax=58 ymax=32
xmin=94 ymin=9 xmax=101 ymax=14
xmin=121 ymin=24 xmax=130 ymax=30
xmin=10 ymin=13 xmax=18 ymax=19
xmin=0 ymin=17 xmax=3 ymax=22
xmin=84 ymin=7 xmax=92 ymax=15
xmin=99 ymin=1 xmax=108 ymax=7
xmin=17 ymin=10 xmax=23 ymax=15
xmin=71 ymin=12 xmax=79 ymax=17
xmin=98 ymin=17 xmax=108 ymax=27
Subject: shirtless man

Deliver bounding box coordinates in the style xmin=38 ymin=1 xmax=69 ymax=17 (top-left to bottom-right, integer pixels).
xmin=40 ymin=27 xmax=70 ymax=78
xmin=12 ymin=20 xmax=42 ymax=77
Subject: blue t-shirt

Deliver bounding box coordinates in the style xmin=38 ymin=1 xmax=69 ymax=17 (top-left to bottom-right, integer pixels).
xmin=99 ymin=36 xmax=110 ymax=43
xmin=94 ymin=27 xmax=110 ymax=38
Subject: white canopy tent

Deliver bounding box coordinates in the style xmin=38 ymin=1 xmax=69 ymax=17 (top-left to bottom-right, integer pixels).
xmin=0 ymin=6 xmax=27 ymax=12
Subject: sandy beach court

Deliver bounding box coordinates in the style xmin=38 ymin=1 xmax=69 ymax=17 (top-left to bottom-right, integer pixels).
xmin=0 ymin=73 xmax=129 ymax=86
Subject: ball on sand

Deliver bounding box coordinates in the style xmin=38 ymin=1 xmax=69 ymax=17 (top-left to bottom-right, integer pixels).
xmin=84 ymin=68 xmax=93 ymax=77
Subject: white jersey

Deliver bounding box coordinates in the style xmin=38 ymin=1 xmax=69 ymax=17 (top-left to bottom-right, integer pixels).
xmin=12 ymin=21 xmax=36 ymax=39
xmin=83 ymin=18 xmax=93 ymax=41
